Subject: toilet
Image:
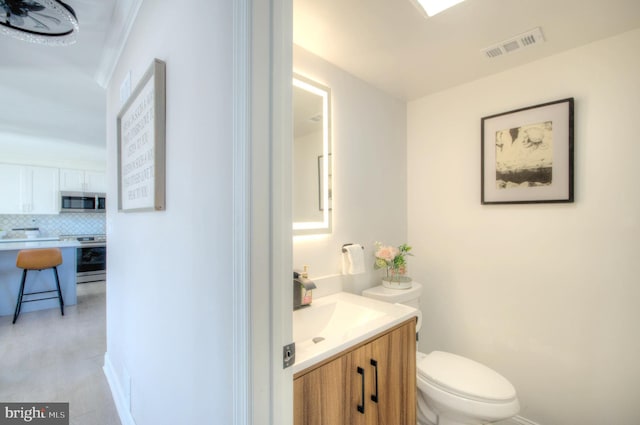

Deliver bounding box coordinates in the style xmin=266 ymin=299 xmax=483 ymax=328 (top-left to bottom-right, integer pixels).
xmin=362 ymin=283 xmax=520 ymax=425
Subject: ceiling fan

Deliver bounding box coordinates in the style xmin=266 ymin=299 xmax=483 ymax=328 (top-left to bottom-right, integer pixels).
xmin=0 ymin=0 xmax=78 ymax=45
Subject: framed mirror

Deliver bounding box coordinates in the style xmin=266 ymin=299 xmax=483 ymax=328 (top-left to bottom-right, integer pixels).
xmin=292 ymin=74 xmax=332 ymax=235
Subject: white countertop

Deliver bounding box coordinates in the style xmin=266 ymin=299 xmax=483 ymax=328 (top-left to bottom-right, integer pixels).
xmin=292 ymin=292 xmax=420 ymax=374
xmin=0 ymin=237 xmax=59 ymax=243
xmin=0 ymin=239 xmax=80 ymax=251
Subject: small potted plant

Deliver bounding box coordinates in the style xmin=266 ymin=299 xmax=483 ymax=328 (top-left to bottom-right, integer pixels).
xmin=374 ymin=242 xmax=413 ymax=289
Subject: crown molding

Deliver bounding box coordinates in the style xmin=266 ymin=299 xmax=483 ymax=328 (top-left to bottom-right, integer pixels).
xmin=94 ymin=0 xmax=144 ymax=88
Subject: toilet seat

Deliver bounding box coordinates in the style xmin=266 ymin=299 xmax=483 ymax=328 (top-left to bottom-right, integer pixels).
xmin=417 ymin=351 xmax=517 ymax=403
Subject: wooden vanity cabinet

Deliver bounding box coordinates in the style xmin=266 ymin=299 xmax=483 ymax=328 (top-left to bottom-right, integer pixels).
xmin=294 ymin=318 xmax=416 ymax=425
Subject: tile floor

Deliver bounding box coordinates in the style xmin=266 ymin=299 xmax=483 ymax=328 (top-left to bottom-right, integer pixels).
xmin=0 ymin=281 xmax=121 ymax=425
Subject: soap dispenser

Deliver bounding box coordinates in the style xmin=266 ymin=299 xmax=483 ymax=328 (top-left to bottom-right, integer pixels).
xmin=293 ymin=266 xmax=316 ymax=310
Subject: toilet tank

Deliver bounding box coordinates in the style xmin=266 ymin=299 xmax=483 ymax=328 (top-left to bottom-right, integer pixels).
xmin=362 ymin=282 xmax=422 ymax=309
xmin=362 ymin=283 xmax=423 ymax=332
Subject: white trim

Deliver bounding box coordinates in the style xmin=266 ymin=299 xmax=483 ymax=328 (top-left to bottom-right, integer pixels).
xmin=232 ymin=0 xmax=252 ymax=423
xmin=250 ymin=0 xmax=293 ymax=423
xmin=497 ymin=416 xmax=542 ymax=425
xmin=103 ymin=353 xmax=137 ymax=425
xmin=250 ymin=0 xmax=273 ymax=421
xmin=270 ymin=0 xmax=294 ymax=423
xmin=95 ymin=0 xmax=145 ymax=88
xmin=512 ymin=415 xmax=543 ymax=425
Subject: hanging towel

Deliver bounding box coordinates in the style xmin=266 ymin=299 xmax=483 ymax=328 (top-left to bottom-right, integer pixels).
xmin=342 ymin=244 xmax=365 ymax=275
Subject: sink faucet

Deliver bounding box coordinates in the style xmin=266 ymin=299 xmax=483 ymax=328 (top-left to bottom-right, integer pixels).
xmin=293 ymin=271 xmax=317 ymax=310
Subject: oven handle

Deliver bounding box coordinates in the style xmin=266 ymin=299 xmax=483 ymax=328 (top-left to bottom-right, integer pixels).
xmin=78 ymin=243 xmax=107 ymax=248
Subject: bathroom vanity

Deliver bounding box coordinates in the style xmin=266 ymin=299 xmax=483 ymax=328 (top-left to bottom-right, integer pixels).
xmin=294 ymin=318 xmax=417 ymax=425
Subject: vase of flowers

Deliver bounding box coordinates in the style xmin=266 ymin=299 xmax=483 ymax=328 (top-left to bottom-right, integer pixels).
xmin=374 ymin=242 xmax=413 ymax=289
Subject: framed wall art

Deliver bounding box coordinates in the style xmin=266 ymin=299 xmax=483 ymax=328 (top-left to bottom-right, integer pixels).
xmin=481 ymin=98 xmax=574 ymax=204
xmin=117 ymin=59 xmax=166 ymax=212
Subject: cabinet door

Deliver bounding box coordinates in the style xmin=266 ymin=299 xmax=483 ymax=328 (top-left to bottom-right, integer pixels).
xmin=59 ymin=168 xmax=86 ymax=192
xmin=294 ymin=319 xmax=417 ymax=425
xmin=369 ymin=320 xmax=416 ymax=425
xmin=0 ymin=163 xmax=23 ymax=213
xmin=29 ymin=166 xmax=59 ymax=214
xmin=294 ymin=355 xmax=351 ymax=425
xmin=347 ymin=343 xmax=377 ymax=425
xmin=85 ymin=170 xmax=106 ymax=192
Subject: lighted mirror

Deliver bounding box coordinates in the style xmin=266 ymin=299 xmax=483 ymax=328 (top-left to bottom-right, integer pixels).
xmin=292 ymin=74 xmax=332 ymax=235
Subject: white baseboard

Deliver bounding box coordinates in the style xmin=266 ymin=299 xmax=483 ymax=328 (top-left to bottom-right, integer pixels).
xmin=497 ymin=415 xmax=541 ymax=425
xmin=103 ymin=352 xmax=136 ymax=425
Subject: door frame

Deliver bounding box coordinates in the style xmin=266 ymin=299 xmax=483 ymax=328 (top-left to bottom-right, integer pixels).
xmin=234 ymin=0 xmax=293 ymax=423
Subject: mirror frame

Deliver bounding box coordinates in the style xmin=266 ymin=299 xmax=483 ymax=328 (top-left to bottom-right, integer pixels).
xmin=292 ymin=74 xmax=332 ymax=235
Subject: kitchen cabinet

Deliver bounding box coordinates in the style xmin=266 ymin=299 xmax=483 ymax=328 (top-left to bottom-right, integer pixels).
xmin=0 ymin=241 xmax=79 ymax=315
xmin=294 ymin=319 xmax=416 ymax=425
xmin=0 ymin=164 xmax=22 ymax=213
xmin=59 ymin=168 xmax=106 ymax=192
xmin=0 ymin=164 xmax=59 ymax=214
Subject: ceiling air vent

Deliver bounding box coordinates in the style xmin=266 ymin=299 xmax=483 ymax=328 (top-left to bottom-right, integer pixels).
xmin=482 ymin=27 xmax=545 ymax=59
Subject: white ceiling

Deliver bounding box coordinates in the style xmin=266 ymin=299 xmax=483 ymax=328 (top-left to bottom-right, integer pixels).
xmin=0 ymin=0 xmax=137 ymax=149
xmin=294 ymin=0 xmax=640 ymax=101
xmin=1 ymin=0 xmax=639 ymax=152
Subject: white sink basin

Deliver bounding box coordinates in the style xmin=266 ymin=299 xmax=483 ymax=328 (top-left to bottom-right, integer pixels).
xmin=292 ymin=291 xmax=420 ymax=374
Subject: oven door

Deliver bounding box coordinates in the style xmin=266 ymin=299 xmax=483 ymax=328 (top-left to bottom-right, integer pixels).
xmin=77 ymin=245 xmax=106 ymax=283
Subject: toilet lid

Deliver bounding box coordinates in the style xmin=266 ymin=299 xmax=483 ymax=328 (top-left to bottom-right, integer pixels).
xmin=417 ymin=351 xmax=517 ymax=402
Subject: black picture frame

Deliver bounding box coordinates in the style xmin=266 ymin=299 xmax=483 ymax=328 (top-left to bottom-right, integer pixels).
xmin=481 ymin=98 xmax=574 ymax=204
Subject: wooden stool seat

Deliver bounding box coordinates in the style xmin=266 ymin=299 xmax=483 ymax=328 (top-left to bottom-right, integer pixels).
xmin=12 ymin=248 xmax=65 ymax=324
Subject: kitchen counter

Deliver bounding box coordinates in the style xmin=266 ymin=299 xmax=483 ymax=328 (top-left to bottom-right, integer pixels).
xmin=0 ymin=240 xmax=79 ymax=317
xmin=0 ymin=237 xmax=59 ymax=244
xmin=0 ymin=239 xmax=80 ymax=251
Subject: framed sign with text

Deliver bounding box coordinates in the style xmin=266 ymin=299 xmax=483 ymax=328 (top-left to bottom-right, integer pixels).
xmin=117 ymin=59 xmax=166 ymax=212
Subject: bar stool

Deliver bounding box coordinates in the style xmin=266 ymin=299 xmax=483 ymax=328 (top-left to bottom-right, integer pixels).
xmin=13 ymin=248 xmax=64 ymax=324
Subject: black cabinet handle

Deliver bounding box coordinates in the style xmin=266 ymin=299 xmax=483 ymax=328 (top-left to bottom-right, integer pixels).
xmin=370 ymin=359 xmax=379 ymax=403
xmin=357 ymin=366 xmax=365 ymax=414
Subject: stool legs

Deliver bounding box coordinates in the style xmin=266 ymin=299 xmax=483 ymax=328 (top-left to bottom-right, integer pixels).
xmin=12 ymin=270 xmax=28 ymax=324
xmin=53 ymin=266 xmax=65 ymax=316
xmin=12 ymin=266 xmax=65 ymax=324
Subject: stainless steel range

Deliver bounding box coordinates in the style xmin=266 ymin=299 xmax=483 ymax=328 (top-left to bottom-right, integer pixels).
xmin=60 ymin=234 xmax=106 ymax=283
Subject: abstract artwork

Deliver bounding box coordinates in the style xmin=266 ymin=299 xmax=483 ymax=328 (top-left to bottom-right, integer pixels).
xmin=481 ymin=98 xmax=574 ymax=204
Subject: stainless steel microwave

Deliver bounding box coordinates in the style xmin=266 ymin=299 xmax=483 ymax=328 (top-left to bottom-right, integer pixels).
xmin=60 ymin=191 xmax=106 ymax=213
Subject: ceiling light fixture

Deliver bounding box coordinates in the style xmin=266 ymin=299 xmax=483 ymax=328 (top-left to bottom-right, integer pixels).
xmin=0 ymin=0 xmax=79 ymax=46
xmin=409 ymin=0 xmax=466 ymax=17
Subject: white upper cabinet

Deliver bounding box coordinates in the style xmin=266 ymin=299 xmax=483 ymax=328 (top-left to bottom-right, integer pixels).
xmin=0 ymin=163 xmax=23 ymax=214
xmin=85 ymin=171 xmax=107 ymax=192
xmin=60 ymin=169 xmax=106 ymax=193
xmin=28 ymin=166 xmax=60 ymax=214
xmin=0 ymin=164 xmax=59 ymax=214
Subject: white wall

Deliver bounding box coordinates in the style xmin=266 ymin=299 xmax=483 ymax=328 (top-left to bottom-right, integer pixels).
xmin=407 ymin=29 xmax=640 ymax=425
xmin=0 ymin=132 xmax=106 ymax=170
xmin=293 ymin=46 xmax=407 ymax=294
xmin=104 ymin=1 xmax=235 ymax=424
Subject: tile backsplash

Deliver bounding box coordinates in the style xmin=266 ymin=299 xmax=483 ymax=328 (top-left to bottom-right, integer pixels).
xmin=0 ymin=213 xmax=106 ymax=238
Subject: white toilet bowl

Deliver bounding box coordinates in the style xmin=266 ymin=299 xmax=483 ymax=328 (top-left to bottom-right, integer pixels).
xmin=362 ymin=284 xmax=520 ymax=425
xmin=416 ymin=351 xmax=520 ymax=425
